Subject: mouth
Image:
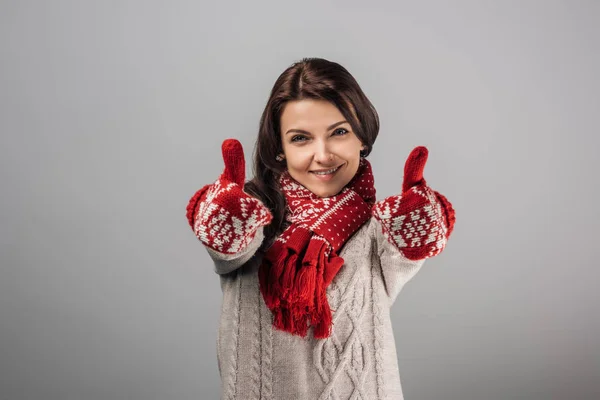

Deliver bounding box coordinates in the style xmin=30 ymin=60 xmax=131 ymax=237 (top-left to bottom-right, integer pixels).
xmin=310 ymin=164 xmax=343 ymax=179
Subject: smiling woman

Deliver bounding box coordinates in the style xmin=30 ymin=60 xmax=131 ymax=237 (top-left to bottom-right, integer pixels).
xmin=279 ymin=99 xmax=366 ymax=197
xmin=185 ymin=57 xmax=455 ymax=399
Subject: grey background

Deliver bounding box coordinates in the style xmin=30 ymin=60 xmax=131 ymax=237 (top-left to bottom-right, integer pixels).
xmin=1 ymin=0 xmax=599 ymax=399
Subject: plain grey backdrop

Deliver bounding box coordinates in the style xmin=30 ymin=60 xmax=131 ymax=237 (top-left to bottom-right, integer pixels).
xmin=1 ymin=0 xmax=599 ymax=399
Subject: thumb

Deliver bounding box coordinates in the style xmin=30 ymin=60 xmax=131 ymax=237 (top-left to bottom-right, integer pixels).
xmin=221 ymin=138 xmax=246 ymax=186
xmin=402 ymin=146 xmax=428 ymax=193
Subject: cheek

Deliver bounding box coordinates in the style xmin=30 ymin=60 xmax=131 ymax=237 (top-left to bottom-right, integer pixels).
xmin=342 ymin=149 xmax=361 ymax=168
xmin=345 ymin=162 xmax=360 ymax=181
xmin=334 ymin=140 xmax=362 ymax=158
xmin=343 ymin=152 xmax=362 ymax=178
xmin=284 ymin=148 xmax=312 ymax=169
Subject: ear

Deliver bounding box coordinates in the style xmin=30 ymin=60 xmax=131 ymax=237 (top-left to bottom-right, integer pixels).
xmin=359 ymin=145 xmax=367 ymax=158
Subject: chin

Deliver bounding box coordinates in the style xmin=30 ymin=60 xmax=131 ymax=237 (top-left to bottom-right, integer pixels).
xmin=311 ymin=185 xmax=343 ymax=198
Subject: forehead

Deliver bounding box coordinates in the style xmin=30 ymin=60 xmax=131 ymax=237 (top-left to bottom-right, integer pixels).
xmin=280 ymin=99 xmax=345 ymax=128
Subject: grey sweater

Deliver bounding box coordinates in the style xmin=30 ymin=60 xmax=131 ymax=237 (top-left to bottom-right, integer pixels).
xmin=205 ymin=217 xmax=426 ymax=400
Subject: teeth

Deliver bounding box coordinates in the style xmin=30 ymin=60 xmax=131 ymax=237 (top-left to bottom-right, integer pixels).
xmin=313 ymin=166 xmax=339 ymax=175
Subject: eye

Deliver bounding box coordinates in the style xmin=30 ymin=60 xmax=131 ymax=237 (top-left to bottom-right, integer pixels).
xmin=291 ymin=135 xmax=307 ymax=143
xmin=332 ymin=128 xmax=349 ymax=136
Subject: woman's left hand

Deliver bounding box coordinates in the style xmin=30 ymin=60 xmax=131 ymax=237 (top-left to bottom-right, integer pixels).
xmin=372 ymin=146 xmax=456 ymax=260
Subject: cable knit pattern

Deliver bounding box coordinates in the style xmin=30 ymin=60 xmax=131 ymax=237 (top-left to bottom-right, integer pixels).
xmin=222 ymin=274 xmax=241 ymax=400
xmin=209 ymin=217 xmax=437 ymax=399
xmin=259 ymin=297 xmax=273 ymax=400
xmin=248 ymin=285 xmax=262 ymax=399
xmin=371 ymin=258 xmax=387 ymax=400
xmin=314 ymin=266 xmax=370 ymax=400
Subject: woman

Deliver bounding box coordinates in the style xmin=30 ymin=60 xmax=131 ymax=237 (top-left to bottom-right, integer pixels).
xmin=186 ymin=57 xmax=455 ymax=400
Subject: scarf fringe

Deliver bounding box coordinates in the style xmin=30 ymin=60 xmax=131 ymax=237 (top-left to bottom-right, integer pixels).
xmin=259 ymin=226 xmax=344 ymax=338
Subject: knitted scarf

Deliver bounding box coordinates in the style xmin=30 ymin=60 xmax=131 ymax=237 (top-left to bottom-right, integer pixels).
xmin=258 ymin=159 xmax=376 ymax=339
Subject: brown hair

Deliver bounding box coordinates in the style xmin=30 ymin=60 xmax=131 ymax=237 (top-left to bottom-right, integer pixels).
xmin=244 ymin=57 xmax=380 ymax=251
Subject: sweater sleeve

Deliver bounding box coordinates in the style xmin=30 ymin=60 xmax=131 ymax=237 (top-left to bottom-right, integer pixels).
xmin=371 ymin=217 xmax=426 ymax=305
xmin=205 ymin=225 xmax=266 ymax=275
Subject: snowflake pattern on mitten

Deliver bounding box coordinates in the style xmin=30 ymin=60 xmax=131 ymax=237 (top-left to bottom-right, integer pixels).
xmin=372 ymin=146 xmax=455 ymax=261
xmin=186 ymin=139 xmax=273 ymax=254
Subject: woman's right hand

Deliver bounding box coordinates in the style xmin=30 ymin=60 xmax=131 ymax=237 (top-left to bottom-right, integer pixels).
xmin=186 ymin=139 xmax=273 ymax=254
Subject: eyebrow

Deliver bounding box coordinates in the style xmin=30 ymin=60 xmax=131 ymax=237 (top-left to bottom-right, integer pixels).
xmin=285 ymin=120 xmax=348 ymax=135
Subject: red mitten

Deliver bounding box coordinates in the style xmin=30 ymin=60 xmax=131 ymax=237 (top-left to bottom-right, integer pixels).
xmin=372 ymin=146 xmax=456 ymax=260
xmin=185 ymin=139 xmax=273 ymax=254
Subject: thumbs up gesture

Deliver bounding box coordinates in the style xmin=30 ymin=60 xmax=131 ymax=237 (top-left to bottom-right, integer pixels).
xmin=186 ymin=139 xmax=273 ymax=254
xmin=372 ymin=146 xmax=456 ymax=260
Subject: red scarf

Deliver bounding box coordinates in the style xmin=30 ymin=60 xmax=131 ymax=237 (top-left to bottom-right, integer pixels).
xmin=258 ymin=159 xmax=376 ymax=339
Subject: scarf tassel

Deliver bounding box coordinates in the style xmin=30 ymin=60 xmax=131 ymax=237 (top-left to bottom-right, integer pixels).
xmin=260 ymin=228 xmax=347 ymax=338
xmin=293 ymin=238 xmax=323 ymax=305
xmin=259 ymin=241 xmax=285 ymax=309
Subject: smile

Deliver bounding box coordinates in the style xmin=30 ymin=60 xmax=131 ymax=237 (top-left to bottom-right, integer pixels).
xmin=310 ymin=164 xmax=343 ymax=177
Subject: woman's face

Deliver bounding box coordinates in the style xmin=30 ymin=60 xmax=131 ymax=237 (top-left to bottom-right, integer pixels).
xmin=279 ymin=99 xmax=365 ymax=198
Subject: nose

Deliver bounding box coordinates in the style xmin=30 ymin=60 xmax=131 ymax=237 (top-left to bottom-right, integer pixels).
xmin=313 ymin=141 xmax=335 ymax=164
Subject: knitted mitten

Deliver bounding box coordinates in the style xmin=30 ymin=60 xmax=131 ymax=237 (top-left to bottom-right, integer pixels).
xmin=186 ymin=139 xmax=273 ymax=254
xmin=372 ymin=146 xmax=456 ymax=260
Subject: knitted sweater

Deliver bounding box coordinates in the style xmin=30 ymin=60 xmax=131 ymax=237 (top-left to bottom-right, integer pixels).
xmin=205 ymin=216 xmax=426 ymax=400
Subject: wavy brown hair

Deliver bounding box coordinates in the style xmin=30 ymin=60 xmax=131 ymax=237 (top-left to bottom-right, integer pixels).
xmin=244 ymin=57 xmax=380 ymax=251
